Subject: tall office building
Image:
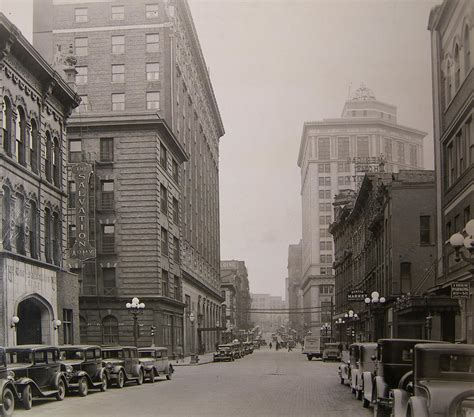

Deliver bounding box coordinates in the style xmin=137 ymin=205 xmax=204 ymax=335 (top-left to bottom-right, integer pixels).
xmin=33 ymin=0 xmax=224 ymax=354
xmin=297 ymin=85 xmax=426 ymax=335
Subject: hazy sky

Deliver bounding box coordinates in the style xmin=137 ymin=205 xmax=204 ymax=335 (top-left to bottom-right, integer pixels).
xmin=1 ymin=0 xmax=439 ymax=298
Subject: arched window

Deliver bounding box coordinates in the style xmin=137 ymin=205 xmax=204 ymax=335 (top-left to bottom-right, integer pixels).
xmin=454 ymin=44 xmax=460 ymax=90
xmin=465 ymin=25 xmax=471 ymax=75
xmin=52 ymin=137 xmax=60 ymax=187
xmin=15 ymin=194 xmax=25 ymax=255
xmin=15 ymin=106 xmax=26 ymax=166
xmin=52 ymin=211 xmax=60 ymax=266
xmin=79 ymin=316 xmax=88 ymax=343
xmin=2 ymin=186 xmax=11 ymax=250
xmin=45 ymin=132 xmax=52 ymax=182
xmin=2 ymin=96 xmax=12 ymax=156
xmin=44 ymin=207 xmax=51 ymax=263
xmin=446 ymin=60 xmax=452 ymax=104
xmin=30 ymin=119 xmax=39 ymax=174
xmin=29 ymin=200 xmax=38 ymax=259
xmin=102 ymin=315 xmax=119 ymax=344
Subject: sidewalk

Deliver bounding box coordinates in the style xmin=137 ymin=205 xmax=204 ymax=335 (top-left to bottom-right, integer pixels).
xmin=173 ymin=352 xmax=215 ymax=366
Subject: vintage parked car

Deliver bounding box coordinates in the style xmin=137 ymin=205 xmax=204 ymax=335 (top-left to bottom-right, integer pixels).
xmin=0 ymin=347 xmax=17 ymax=417
xmin=101 ymin=346 xmax=144 ymax=388
xmin=349 ymin=343 xmax=377 ymax=401
xmin=391 ymin=343 xmax=474 ymax=417
xmin=243 ymin=342 xmax=254 ymax=355
xmin=338 ymin=349 xmax=351 ymax=385
xmin=59 ymin=345 xmax=107 ymax=396
xmin=6 ymin=345 xmax=68 ymax=410
xmin=213 ymin=344 xmax=235 ymax=362
xmin=138 ymin=347 xmax=173 ymax=382
xmin=231 ymin=342 xmax=243 ymax=359
xmin=322 ymin=343 xmax=341 ymax=362
xmin=362 ymin=338 xmax=443 ymax=415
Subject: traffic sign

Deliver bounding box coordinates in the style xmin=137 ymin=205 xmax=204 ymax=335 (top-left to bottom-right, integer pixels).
xmin=451 ymin=282 xmax=470 ymax=299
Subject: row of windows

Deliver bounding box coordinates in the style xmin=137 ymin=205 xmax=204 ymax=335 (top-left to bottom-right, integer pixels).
xmin=318 ymin=162 xmax=353 ymax=174
xmin=318 ymin=176 xmax=331 ymax=187
xmin=320 ymin=254 xmax=333 ymax=264
xmin=320 ymin=267 xmax=333 ymax=276
xmin=319 ymin=215 xmax=332 ymax=225
xmin=319 ymin=190 xmax=332 ymax=200
xmin=338 ymin=176 xmax=352 ymax=186
xmin=320 ymin=241 xmax=332 ymax=251
xmin=2 ymin=98 xmax=61 ymax=186
xmin=74 ymin=34 xmax=159 ymax=57
xmin=76 ymin=63 xmax=160 ymax=85
xmin=446 ymin=206 xmax=471 ymax=240
xmin=76 ymin=92 xmax=160 ymax=113
xmin=319 ymin=203 xmax=332 ymax=212
xmin=74 ymin=4 xmax=159 ymax=23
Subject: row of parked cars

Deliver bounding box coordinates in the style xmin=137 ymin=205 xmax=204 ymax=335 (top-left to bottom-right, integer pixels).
xmin=338 ymin=339 xmax=474 ymax=417
xmin=0 ymin=344 xmax=174 ymax=416
xmin=213 ymin=341 xmax=256 ymax=362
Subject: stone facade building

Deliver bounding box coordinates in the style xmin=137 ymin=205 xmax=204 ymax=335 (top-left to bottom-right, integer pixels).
xmin=297 ymin=85 xmax=426 ymax=336
xmin=287 ymin=241 xmax=303 ymax=333
xmin=428 ymin=0 xmax=474 ymax=343
xmin=250 ymin=293 xmax=287 ymax=336
xmin=32 ymin=0 xmax=224 ymax=354
xmin=0 ymin=13 xmax=80 ymax=346
xmin=329 ymin=170 xmax=458 ymax=344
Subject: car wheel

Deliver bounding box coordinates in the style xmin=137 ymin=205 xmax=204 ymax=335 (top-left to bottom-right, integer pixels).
xmin=374 ymin=401 xmax=390 ymax=417
xmin=55 ymin=378 xmax=66 ymax=401
xmin=340 ymin=377 xmax=344 ymax=385
xmin=78 ymin=376 xmax=88 ymax=397
xmin=0 ymin=387 xmax=15 ymax=417
xmin=166 ymin=368 xmax=172 ymax=380
xmin=21 ymin=385 xmax=33 ymax=410
xmin=116 ymin=370 xmax=125 ymax=388
xmin=148 ymin=370 xmax=155 ymax=383
xmin=100 ymin=374 xmax=108 ymax=392
xmin=307 ymin=356 xmax=312 ymax=361
xmin=136 ymin=369 xmax=144 ymax=385
xmin=362 ymin=397 xmax=370 ymax=408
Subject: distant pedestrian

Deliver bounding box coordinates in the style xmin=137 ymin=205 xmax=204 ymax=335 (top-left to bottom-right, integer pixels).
xmin=269 ymin=342 xmax=273 ymax=349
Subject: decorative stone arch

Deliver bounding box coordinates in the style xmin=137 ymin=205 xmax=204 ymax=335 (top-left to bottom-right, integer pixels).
xmin=14 ymin=95 xmax=28 ymax=116
xmin=15 ymin=293 xmax=56 ymax=345
xmin=2 ymin=88 xmax=14 ymax=107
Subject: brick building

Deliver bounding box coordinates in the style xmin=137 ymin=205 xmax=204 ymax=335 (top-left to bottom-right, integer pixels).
xmin=428 ymin=0 xmax=474 ymax=343
xmin=329 ymin=170 xmax=459 ymax=344
xmin=32 ymin=0 xmax=224 ymax=354
xmin=0 ymin=14 xmax=80 ymax=346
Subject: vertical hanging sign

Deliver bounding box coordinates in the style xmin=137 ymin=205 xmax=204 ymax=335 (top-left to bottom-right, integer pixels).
xmin=71 ymin=162 xmax=96 ymax=260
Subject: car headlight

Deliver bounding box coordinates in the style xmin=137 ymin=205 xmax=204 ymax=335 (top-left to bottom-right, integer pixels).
xmin=8 ymin=371 xmax=15 ymax=379
xmin=65 ymin=365 xmax=73 ymax=373
xmin=106 ymin=362 xmax=112 ymax=368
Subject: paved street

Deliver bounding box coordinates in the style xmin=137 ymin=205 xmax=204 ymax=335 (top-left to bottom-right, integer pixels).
xmin=16 ymin=349 xmax=371 ymax=417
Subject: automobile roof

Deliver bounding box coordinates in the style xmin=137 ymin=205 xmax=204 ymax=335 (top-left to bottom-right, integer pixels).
xmin=415 ymin=343 xmax=473 ymax=352
xmin=138 ymin=347 xmax=167 ymax=351
xmin=59 ymin=345 xmax=101 ymax=350
xmin=378 ymin=339 xmax=445 ymax=345
xmin=6 ymin=345 xmax=58 ymax=351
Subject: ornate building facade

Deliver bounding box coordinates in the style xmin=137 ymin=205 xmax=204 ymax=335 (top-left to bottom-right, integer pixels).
xmin=0 ymin=13 xmax=80 ymax=346
xmin=33 ymin=0 xmax=224 ymax=354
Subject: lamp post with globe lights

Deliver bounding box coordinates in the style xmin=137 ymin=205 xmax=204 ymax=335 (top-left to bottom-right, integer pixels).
xmin=344 ymin=310 xmax=359 ymax=342
xmin=321 ymin=322 xmax=331 ymax=342
xmin=189 ymin=313 xmax=198 ymax=364
xmin=448 ymin=219 xmax=474 ymax=266
xmin=126 ymin=297 xmax=145 ymax=347
xmin=335 ymin=317 xmax=345 ymax=344
xmin=364 ymin=291 xmax=386 ymax=341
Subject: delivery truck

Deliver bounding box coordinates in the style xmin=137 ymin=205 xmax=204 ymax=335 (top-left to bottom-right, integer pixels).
xmin=303 ymin=335 xmax=322 ymax=360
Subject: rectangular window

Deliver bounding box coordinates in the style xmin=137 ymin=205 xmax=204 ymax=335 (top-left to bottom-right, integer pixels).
xmin=101 ymin=225 xmax=115 ymax=253
xmin=112 ymin=93 xmax=125 ymax=111
xmin=160 ymin=184 xmax=168 ymax=215
xmin=173 ymin=236 xmax=180 ymax=262
xmin=69 ymin=140 xmax=82 ymax=163
xmin=409 ymin=145 xmax=418 ymax=166
xmin=464 ymin=206 xmax=471 ymax=226
xmin=68 ymin=224 xmax=76 ymax=249
xmin=174 ymin=276 xmax=181 ymax=300
xmin=318 ymin=163 xmax=330 ymax=173
xmin=74 ymin=37 xmax=88 ymax=56
xmin=468 ymin=118 xmax=474 ymax=165
xmin=447 ymin=142 xmax=455 ymax=186
xmin=384 ymin=138 xmax=392 ymax=161
xmin=160 ymin=143 xmax=167 ymax=170
xmin=146 ymin=91 xmax=160 ymax=110
xmin=101 ymin=181 xmax=114 ymax=210
xmin=63 ymin=309 xmax=74 ymax=344
xmin=337 ymin=137 xmax=350 ymax=159
xmin=337 ymin=162 xmax=350 ymax=172
xmin=357 ymin=136 xmax=369 ymax=157
xmin=318 ymin=138 xmax=330 ymax=159
xmin=111 ymin=35 xmax=125 ymax=54
xmin=458 ymin=131 xmax=465 ymax=173
xmin=100 ymin=138 xmax=114 ymax=162
xmin=111 ymin=5 xmax=124 ymax=20
xmin=75 ymin=8 xmax=88 ymax=22
xmin=112 ymin=64 xmax=125 ymax=83
xmin=75 ymin=66 xmax=87 ymax=84
xmin=162 ymin=269 xmax=169 ymax=296
xmin=338 ymin=176 xmax=344 ymax=186
xmin=172 ymin=197 xmax=179 ymax=223
xmin=172 ymin=159 xmax=179 ymax=183
xmin=397 ymin=142 xmax=405 ymax=163
xmin=102 ymin=267 xmax=116 ymax=295
xmin=420 ymin=216 xmax=431 ymax=245
xmin=146 ymin=62 xmax=160 ymax=81
xmin=146 ymin=4 xmax=159 ymax=18
xmin=161 ymin=227 xmax=168 ymax=255
xmin=68 ymin=181 xmax=76 ymax=209
xmin=146 ymin=34 xmax=159 ymax=53
xmin=400 ymin=262 xmax=412 ymax=293
xmin=325 ymin=177 xmax=331 ymax=186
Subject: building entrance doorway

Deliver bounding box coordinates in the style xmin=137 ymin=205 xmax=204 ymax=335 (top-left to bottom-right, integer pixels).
xmin=16 ymin=296 xmax=52 ymax=345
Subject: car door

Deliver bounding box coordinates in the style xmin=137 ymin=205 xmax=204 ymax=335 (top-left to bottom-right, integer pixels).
xmin=155 ymin=350 xmax=165 ymax=373
xmin=83 ymin=349 xmax=97 ymax=379
xmin=29 ymin=350 xmax=49 ymax=390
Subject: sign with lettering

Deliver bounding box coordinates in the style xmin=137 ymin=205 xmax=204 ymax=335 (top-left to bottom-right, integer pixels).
xmin=70 ymin=162 xmax=96 ymax=261
xmin=347 ymin=290 xmax=368 ymax=302
xmin=451 ymin=282 xmax=470 ymax=299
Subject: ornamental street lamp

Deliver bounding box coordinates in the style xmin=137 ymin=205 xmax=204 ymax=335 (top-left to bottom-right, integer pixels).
xmin=126 ymin=297 xmax=145 ymax=347
xmin=335 ymin=318 xmax=345 ymax=344
xmin=344 ymin=310 xmax=358 ymax=341
xmin=189 ymin=313 xmax=198 ymax=364
xmin=321 ymin=322 xmax=331 ymax=340
xmin=364 ymin=291 xmax=386 ymax=342
xmin=448 ymin=219 xmax=474 ymax=266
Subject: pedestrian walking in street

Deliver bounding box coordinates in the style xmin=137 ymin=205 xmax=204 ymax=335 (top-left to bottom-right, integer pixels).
xmin=269 ymin=342 xmax=273 ymax=350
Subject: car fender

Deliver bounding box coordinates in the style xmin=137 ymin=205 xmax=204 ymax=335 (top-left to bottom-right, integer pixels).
xmin=397 ymin=371 xmax=413 ymax=391
xmin=406 ymin=396 xmax=429 ymax=417
xmin=375 ymin=376 xmax=389 ymax=400
xmin=132 ymin=364 xmax=143 ymax=378
xmin=55 ymin=372 xmax=68 ymax=389
xmin=15 ymin=378 xmax=41 ymax=397
xmin=391 ymin=388 xmax=409 ymax=417
xmin=0 ymin=379 xmax=18 ymax=400
xmin=447 ymin=389 xmax=474 ymax=417
xmin=362 ymin=372 xmax=374 ymax=402
xmin=111 ymin=365 xmax=124 ymax=375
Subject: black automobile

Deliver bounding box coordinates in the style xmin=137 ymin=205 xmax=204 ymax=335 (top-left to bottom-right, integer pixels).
xmin=213 ymin=344 xmax=235 ymax=362
xmin=243 ymin=342 xmax=254 ymax=355
xmin=101 ymin=346 xmax=144 ymax=388
xmin=59 ymin=345 xmax=107 ymax=396
xmin=6 ymin=345 xmax=68 ymax=410
xmin=0 ymin=347 xmax=17 ymax=417
xmin=138 ymin=347 xmax=173 ymax=382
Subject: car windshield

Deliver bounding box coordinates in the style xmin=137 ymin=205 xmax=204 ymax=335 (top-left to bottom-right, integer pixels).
xmin=60 ymin=350 xmax=84 ymax=362
xmin=7 ymin=351 xmax=32 ymax=365
xmin=440 ymin=354 xmax=474 ymax=373
xmin=219 ymin=347 xmax=230 ymax=351
xmin=138 ymin=351 xmax=154 ymax=358
xmin=103 ymin=350 xmax=123 ymax=359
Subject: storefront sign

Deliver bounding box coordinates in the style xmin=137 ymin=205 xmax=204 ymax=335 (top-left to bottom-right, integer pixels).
xmin=451 ymin=282 xmax=470 ymax=299
xmin=70 ymin=162 xmax=96 ymax=261
xmin=347 ymin=290 xmax=368 ymax=302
